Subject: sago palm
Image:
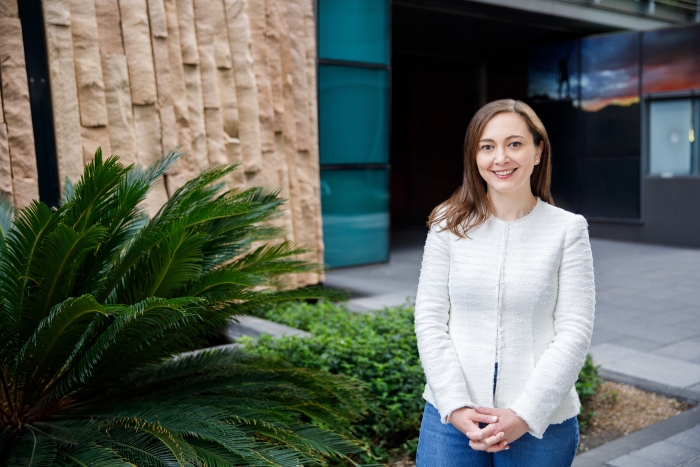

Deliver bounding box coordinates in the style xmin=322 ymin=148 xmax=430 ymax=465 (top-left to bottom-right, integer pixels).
xmin=0 ymin=149 xmax=366 ymax=466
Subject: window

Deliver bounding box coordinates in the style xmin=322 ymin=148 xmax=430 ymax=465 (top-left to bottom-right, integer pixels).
xmin=649 ymin=99 xmax=699 ymax=176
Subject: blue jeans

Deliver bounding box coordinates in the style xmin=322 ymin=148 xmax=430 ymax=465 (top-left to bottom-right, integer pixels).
xmin=416 ymin=365 xmax=579 ymax=466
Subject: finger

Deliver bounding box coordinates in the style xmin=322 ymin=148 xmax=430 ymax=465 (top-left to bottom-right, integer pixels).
xmin=486 ymin=440 xmax=509 ymax=453
xmin=466 ymin=425 xmax=496 ymax=441
xmin=472 ymin=413 xmax=499 ymax=424
xmin=474 ymin=406 xmax=497 ymax=415
xmin=469 ymin=440 xmax=489 ymax=451
xmin=481 ymin=431 xmax=505 ymax=448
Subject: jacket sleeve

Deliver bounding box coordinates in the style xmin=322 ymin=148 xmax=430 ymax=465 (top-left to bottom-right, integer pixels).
xmin=414 ymin=225 xmax=474 ymax=424
xmin=508 ymin=215 xmax=596 ymax=438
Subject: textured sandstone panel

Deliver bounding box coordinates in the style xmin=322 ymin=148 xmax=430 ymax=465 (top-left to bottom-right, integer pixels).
xmin=133 ymin=104 xmax=163 ymax=167
xmin=224 ymin=136 xmax=245 ymax=187
xmin=12 ymin=177 xmax=39 ymax=210
xmin=163 ymin=0 xmax=194 ymax=186
xmin=145 ymin=178 xmax=169 ymax=215
xmin=304 ymin=0 xmax=323 ymax=274
xmin=44 ymin=0 xmax=70 ymax=26
xmin=81 ymin=126 xmax=111 ymax=164
xmin=247 ymin=0 xmax=275 ymax=152
xmin=183 ymin=64 xmax=209 ymax=172
xmin=0 ymin=125 xmax=13 ymax=199
xmin=120 ymin=0 xmax=158 ymax=105
xmin=42 ymin=2 xmax=84 ymax=185
xmin=265 ymin=0 xmax=284 ymax=133
xmin=212 ymin=0 xmax=240 ymax=140
xmin=94 ymin=0 xmax=124 ymax=54
xmin=286 ymin=0 xmax=310 ymax=152
xmin=175 ymin=0 xmax=199 ymax=65
xmin=204 ymin=107 xmax=227 ymax=165
xmin=101 ymin=54 xmax=137 ymax=164
xmin=147 ymin=0 xmax=168 ymax=38
xmin=0 ymin=0 xmax=18 ymax=18
xmin=69 ymin=0 xmax=108 ymax=127
xmin=224 ymin=0 xmax=263 ymax=174
xmin=0 ymin=19 xmax=37 ymax=182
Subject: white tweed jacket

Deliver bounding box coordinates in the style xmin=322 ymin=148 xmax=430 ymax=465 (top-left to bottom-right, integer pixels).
xmin=414 ymin=199 xmax=595 ymax=438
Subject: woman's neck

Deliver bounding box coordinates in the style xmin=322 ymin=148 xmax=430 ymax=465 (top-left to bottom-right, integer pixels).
xmin=487 ymin=188 xmax=537 ymax=222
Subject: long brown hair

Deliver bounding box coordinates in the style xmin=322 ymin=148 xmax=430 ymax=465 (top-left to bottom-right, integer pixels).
xmin=428 ymin=99 xmax=554 ymax=237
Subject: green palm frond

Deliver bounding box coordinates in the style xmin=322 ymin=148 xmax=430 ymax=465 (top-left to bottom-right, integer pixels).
xmin=0 ymin=148 xmax=365 ymax=466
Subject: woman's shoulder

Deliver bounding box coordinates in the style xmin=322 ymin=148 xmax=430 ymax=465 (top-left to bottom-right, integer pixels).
xmin=536 ymin=201 xmax=587 ymax=228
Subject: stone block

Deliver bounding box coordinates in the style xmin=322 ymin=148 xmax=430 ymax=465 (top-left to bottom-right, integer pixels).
xmin=147 ymin=0 xmax=168 ymax=38
xmin=183 ymin=63 xmax=208 ymax=172
xmin=101 ymin=54 xmax=137 ymax=165
xmin=0 ymin=124 xmax=13 ymax=199
xmin=224 ymin=0 xmax=263 ymax=174
xmin=45 ymin=23 xmax=83 ymax=184
xmin=69 ymin=0 xmax=108 ymax=127
xmin=43 ymin=0 xmax=70 ymax=26
xmin=204 ymin=107 xmax=227 ymax=166
xmin=144 ymin=176 xmax=169 ymax=214
xmin=224 ymin=136 xmax=245 ymax=187
xmin=0 ymin=0 xmax=18 ymax=18
xmin=211 ymin=0 xmax=232 ymax=69
xmin=175 ymin=0 xmax=199 ymax=65
xmin=151 ymin=35 xmax=174 ymax=109
xmin=247 ymin=0 xmax=274 ymax=152
xmin=0 ymin=20 xmax=39 ymax=180
xmin=120 ymin=0 xmax=158 ymax=105
xmin=265 ymin=0 xmax=284 ymax=133
xmin=81 ymin=125 xmax=111 ymax=165
xmin=163 ymin=0 xmax=192 ymax=153
xmin=217 ymin=67 xmax=239 ymax=138
xmin=133 ymin=104 xmax=163 ymax=168
xmin=12 ymin=177 xmax=39 ymax=210
xmin=287 ymin=0 xmax=310 ymax=152
xmin=94 ymin=0 xmax=124 ymax=55
xmin=192 ymin=0 xmax=220 ymax=110
xmin=160 ymin=105 xmax=178 ymax=153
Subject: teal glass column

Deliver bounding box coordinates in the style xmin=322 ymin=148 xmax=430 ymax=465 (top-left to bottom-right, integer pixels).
xmin=317 ymin=0 xmax=390 ymax=268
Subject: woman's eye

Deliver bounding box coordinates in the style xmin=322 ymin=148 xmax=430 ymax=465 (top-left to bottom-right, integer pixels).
xmin=481 ymin=145 xmax=493 ymax=151
xmin=510 ymin=141 xmax=522 ymax=148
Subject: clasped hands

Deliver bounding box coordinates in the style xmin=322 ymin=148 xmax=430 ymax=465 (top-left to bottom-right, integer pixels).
xmin=449 ymin=406 xmax=530 ymax=453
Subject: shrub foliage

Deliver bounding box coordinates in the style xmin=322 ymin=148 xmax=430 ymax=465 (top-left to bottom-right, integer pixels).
xmin=246 ymin=301 xmax=604 ymax=461
xmin=0 ymin=149 xmax=366 ymax=466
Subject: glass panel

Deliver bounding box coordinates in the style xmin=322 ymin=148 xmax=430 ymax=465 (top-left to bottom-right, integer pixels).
xmin=642 ymin=24 xmax=700 ymax=94
xmin=320 ymin=169 xmax=389 ymax=268
xmin=318 ymin=0 xmax=389 ymax=65
xmin=580 ymin=32 xmax=639 ymax=112
xmin=578 ymin=160 xmax=640 ymax=219
xmin=319 ymin=65 xmax=389 ymax=164
xmin=649 ymin=99 xmax=693 ymax=176
xmin=581 ymin=103 xmax=640 ymax=160
xmin=528 ymin=40 xmax=579 ymax=104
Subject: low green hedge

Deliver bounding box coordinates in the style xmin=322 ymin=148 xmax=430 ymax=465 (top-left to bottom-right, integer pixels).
xmin=241 ymin=301 xmax=602 ymax=462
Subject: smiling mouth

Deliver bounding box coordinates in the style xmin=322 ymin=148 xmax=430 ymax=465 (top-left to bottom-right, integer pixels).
xmin=493 ymin=168 xmax=516 ymax=176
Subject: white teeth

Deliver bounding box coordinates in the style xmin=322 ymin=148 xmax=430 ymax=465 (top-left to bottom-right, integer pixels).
xmin=494 ymin=169 xmax=515 ymax=175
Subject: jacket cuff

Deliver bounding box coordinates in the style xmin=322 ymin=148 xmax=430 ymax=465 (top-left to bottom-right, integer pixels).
xmin=508 ymin=398 xmax=547 ymax=439
xmin=440 ymin=400 xmax=475 ymax=424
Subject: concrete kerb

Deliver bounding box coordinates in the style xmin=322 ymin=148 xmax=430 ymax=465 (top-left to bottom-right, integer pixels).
xmin=573 ymin=407 xmax=700 ymax=467
xmin=599 ymin=368 xmax=700 ymax=405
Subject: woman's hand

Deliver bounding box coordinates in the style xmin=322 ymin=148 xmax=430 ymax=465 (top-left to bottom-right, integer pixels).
xmin=466 ymin=407 xmax=529 ymax=452
xmin=448 ymin=407 xmax=508 ymax=452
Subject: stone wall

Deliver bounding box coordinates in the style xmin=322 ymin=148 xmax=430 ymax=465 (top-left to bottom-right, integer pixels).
xmin=7 ymin=0 xmax=324 ymax=285
xmin=0 ymin=0 xmax=41 ymax=209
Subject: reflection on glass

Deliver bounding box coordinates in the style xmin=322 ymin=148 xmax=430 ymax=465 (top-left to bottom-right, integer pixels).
xmin=320 ymin=169 xmax=389 ymax=268
xmin=319 ymin=65 xmax=389 ymax=164
xmin=318 ymin=0 xmax=389 ymax=65
xmin=642 ymin=24 xmax=700 ymax=94
xmin=649 ymin=100 xmax=692 ymax=176
xmin=528 ymin=41 xmax=579 ymax=103
xmin=580 ymin=32 xmax=639 ymax=112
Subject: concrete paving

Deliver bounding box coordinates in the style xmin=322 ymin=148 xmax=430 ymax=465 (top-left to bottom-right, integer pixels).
xmin=324 ymin=230 xmax=700 ymax=465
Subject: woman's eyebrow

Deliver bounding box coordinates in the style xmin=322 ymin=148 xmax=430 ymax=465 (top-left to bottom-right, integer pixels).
xmin=479 ymin=135 xmax=525 ymax=142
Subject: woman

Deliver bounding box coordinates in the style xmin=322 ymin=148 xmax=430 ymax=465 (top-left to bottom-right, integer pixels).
xmin=414 ymin=99 xmax=595 ymax=467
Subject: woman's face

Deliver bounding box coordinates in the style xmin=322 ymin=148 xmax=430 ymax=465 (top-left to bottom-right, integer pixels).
xmin=475 ymin=112 xmax=543 ymax=197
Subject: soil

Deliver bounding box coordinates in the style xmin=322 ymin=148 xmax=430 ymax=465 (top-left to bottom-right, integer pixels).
xmin=577 ymin=381 xmax=690 ymax=453
xmin=388 ymin=381 xmax=692 ymax=466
